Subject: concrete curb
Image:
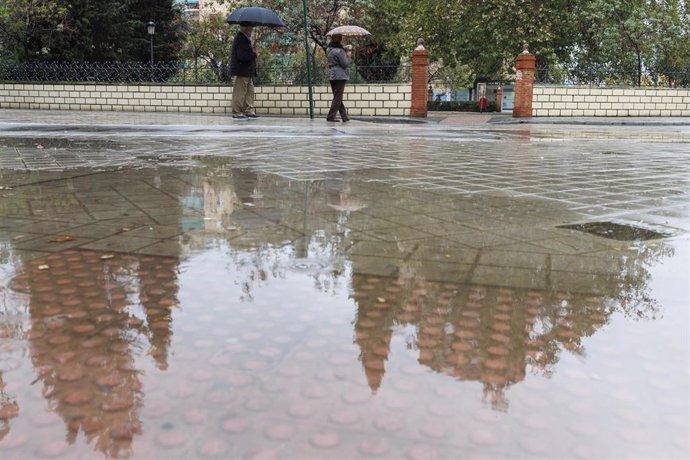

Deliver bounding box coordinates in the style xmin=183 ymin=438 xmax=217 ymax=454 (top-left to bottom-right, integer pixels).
xmin=489 ymin=117 xmax=690 ymax=126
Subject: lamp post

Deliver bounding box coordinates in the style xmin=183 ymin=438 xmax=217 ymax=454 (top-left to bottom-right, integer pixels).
xmin=147 ymin=21 xmax=156 ymax=63
xmin=147 ymin=21 xmax=155 ymax=81
xmin=301 ymin=0 xmax=314 ymax=119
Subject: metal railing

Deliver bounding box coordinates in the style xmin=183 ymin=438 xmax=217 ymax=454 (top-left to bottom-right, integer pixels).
xmin=536 ymin=66 xmax=690 ymax=88
xmin=0 ymin=61 xmax=181 ymax=84
xmin=0 ymin=60 xmax=410 ymax=85
xmin=256 ymin=63 xmax=409 ymax=86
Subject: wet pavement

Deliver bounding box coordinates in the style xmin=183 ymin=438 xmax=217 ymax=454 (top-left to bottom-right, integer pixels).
xmin=0 ymin=110 xmax=688 ymax=459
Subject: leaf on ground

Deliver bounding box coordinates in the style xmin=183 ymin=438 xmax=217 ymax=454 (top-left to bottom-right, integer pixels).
xmin=100 ymin=254 xmax=115 ymax=260
xmin=48 ymin=235 xmax=75 ymax=243
xmin=37 ymin=264 xmax=50 ymax=270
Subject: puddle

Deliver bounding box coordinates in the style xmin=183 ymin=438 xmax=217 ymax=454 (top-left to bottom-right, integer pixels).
xmin=0 ymin=144 xmax=688 ymax=458
xmin=353 ymin=117 xmax=428 ymax=125
xmin=0 ymin=239 xmax=686 ymax=458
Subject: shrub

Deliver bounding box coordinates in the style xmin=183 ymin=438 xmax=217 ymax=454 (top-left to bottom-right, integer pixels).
xmin=427 ymin=100 xmax=498 ymax=112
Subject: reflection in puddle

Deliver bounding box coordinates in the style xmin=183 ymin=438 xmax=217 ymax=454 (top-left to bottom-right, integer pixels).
xmin=6 ymin=251 xmax=177 ymax=457
xmin=353 ymin=275 xmax=610 ymax=409
xmin=0 ymin=164 xmax=687 ymax=458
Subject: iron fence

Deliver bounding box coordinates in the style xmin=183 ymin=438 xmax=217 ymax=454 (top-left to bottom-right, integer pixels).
xmin=0 ymin=61 xmax=182 ymax=84
xmin=0 ymin=60 xmax=410 ymax=85
xmin=536 ymin=66 xmax=690 ymax=88
xmin=256 ymin=63 xmax=409 ymax=86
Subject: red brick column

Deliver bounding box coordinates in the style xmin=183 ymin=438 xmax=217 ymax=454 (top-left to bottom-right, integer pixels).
xmin=410 ymin=39 xmax=429 ymax=118
xmin=513 ymin=44 xmax=536 ymax=118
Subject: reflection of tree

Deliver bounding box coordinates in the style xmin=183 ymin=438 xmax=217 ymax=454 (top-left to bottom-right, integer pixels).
xmin=8 ymin=249 xmax=179 ymax=457
xmin=351 ymin=239 xmax=672 ymax=411
xmin=616 ymin=242 xmax=674 ymax=320
xmin=0 ymin=371 xmax=19 ymax=441
xmin=1 ymin=241 xmax=24 ymax=442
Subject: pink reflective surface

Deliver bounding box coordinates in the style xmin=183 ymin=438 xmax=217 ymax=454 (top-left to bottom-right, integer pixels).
xmin=0 ymin=238 xmax=688 ymax=459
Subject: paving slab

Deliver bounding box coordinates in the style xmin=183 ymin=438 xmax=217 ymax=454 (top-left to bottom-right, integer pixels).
xmin=0 ymin=109 xmax=687 ymax=460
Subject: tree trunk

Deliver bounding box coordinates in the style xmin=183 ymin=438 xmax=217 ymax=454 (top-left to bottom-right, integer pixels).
xmin=311 ymin=42 xmax=318 ymax=81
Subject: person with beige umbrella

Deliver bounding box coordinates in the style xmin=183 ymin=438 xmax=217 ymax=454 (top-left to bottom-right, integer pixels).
xmin=325 ymin=26 xmax=371 ymax=123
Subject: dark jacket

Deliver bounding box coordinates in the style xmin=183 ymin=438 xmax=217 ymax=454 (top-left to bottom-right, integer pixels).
xmin=327 ymin=43 xmax=351 ymax=81
xmin=230 ymin=31 xmax=257 ymax=77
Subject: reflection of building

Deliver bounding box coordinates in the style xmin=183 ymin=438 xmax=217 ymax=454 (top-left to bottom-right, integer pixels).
xmin=184 ymin=168 xmax=258 ymax=235
xmin=203 ymin=179 xmax=239 ymax=231
xmin=9 ymin=249 xmax=180 ymax=456
xmin=137 ymin=255 xmax=178 ymax=371
xmin=352 ymin=272 xmax=610 ymax=410
xmin=483 ymin=82 xmax=515 ymax=110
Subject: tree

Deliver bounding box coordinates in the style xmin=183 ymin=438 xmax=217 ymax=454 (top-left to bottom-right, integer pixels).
xmin=0 ymin=0 xmax=185 ymax=62
xmin=127 ymin=0 xmax=186 ymax=62
xmin=180 ymin=12 xmax=234 ymax=81
xmin=256 ymin=0 xmax=373 ymax=55
xmin=252 ymin=0 xmax=409 ymax=83
xmin=373 ymin=0 xmax=690 ymax=89
xmin=569 ymin=0 xmax=690 ymax=86
xmin=0 ymin=0 xmax=69 ymax=61
xmin=46 ymin=0 xmax=136 ymax=61
xmin=384 ymin=0 xmax=580 ymax=82
xmin=3 ymin=0 xmax=689 ymax=86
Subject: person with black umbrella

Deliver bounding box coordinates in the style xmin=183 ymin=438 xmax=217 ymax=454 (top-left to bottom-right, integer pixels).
xmin=230 ymin=22 xmax=258 ymax=120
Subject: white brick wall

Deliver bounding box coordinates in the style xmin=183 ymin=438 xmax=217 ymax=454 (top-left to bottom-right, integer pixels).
xmin=0 ymin=83 xmax=412 ymax=116
xmin=533 ymin=85 xmax=690 ymax=117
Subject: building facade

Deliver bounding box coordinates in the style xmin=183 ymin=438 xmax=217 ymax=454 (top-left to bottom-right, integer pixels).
xmin=175 ymin=0 xmax=230 ymax=18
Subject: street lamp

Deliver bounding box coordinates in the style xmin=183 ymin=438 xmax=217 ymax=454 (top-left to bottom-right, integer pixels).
xmin=147 ymin=21 xmax=156 ymax=64
xmin=301 ymin=0 xmax=314 ymax=119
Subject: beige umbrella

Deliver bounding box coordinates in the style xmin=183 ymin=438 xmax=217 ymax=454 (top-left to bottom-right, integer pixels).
xmin=327 ymin=26 xmax=372 ymax=70
xmin=326 ymin=25 xmax=371 ymax=37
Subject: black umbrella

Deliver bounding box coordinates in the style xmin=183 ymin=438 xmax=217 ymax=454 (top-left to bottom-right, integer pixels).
xmin=226 ymin=7 xmax=285 ymax=28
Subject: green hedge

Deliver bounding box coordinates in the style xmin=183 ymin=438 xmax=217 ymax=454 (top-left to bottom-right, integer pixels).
xmin=427 ymin=100 xmax=498 ymax=112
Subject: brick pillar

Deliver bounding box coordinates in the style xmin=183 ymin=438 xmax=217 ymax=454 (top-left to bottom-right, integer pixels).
xmin=495 ymin=86 xmax=503 ymax=113
xmin=410 ymin=38 xmax=429 ymax=118
xmin=513 ymin=44 xmax=536 ymax=118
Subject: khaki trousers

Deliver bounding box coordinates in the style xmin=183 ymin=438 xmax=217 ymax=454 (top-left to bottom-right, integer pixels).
xmin=232 ymin=76 xmax=255 ymax=115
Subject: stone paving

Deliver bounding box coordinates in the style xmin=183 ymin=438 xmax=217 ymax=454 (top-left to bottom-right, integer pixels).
xmin=0 ymin=111 xmax=688 ymax=299
xmin=0 ymin=110 xmax=688 ymax=459
xmin=1 ymin=110 xmax=689 ymax=290
xmin=2 ymin=111 xmax=689 ymax=231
